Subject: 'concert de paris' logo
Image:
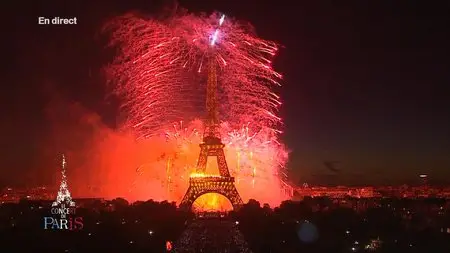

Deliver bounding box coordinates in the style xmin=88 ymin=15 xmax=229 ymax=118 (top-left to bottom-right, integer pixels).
xmin=43 ymin=154 xmax=83 ymax=230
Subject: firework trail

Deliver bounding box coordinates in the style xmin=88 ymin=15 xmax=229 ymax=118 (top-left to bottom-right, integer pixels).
xmin=104 ymin=10 xmax=290 ymax=207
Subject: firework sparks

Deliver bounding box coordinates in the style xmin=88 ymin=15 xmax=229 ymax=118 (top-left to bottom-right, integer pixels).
xmin=104 ymin=10 xmax=290 ymax=207
xmin=105 ymin=11 xmax=282 ymax=136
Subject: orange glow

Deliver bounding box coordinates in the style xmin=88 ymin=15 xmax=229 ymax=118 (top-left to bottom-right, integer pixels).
xmin=190 ymin=172 xmax=206 ymax=177
xmin=43 ymin=98 xmax=291 ymax=207
xmin=190 ymin=172 xmax=222 ymax=178
xmin=192 ymin=193 xmax=233 ymax=212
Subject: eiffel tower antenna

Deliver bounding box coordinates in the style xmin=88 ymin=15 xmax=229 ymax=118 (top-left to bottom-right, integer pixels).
xmin=52 ymin=154 xmax=75 ymax=207
xmin=180 ymin=14 xmax=243 ymax=210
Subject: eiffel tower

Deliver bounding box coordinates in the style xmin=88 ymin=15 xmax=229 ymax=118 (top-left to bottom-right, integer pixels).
xmin=52 ymin=154 xmax=75 ymax=208
xmin=179 ymin=55 xmax=243 ymax=211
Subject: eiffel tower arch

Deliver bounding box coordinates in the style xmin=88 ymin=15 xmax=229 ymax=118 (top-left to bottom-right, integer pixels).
xmin=180 ymin=48 xmax=243 ymax=211
xmin=181 ymin=176 xmax=243 ymax=210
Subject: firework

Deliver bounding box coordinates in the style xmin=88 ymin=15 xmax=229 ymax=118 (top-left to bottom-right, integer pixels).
xmin=104 ymin=10 xmax=290 ymax=207
xmin=105 ymin=11 xmax=282 ymax=136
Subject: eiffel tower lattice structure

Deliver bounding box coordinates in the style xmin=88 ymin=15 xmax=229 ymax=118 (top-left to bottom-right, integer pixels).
xmin=180 ymin=49 xmax=243 ymax=210
xmin=52 ymin=154 xmax=75 ymax=208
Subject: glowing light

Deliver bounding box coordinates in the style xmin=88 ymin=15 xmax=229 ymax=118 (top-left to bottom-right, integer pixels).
xmin=190 ymin=172 xmax=222 ymax=178
xmin=166 ymin=241 xmax=173 ymax=251
xmin=193 ymin=193 xmax=232 ymax=212
xmin=210 ymin=30 xmax=220 ymax=46
xmin=365 ymin=238 xmax=382 ymax=251
xmin=219 ymin=14 xmax=225 ymax=26
xmin=211 ymin=14 xmax=225 ymax=46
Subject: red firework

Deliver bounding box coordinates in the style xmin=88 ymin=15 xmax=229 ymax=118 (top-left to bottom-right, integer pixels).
xmin=104 ymin=11 xmax=282 ymax=137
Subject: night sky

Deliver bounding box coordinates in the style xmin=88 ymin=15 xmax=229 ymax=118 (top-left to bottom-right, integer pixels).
xmin=2 ymin=0 xmax=450 ymax=187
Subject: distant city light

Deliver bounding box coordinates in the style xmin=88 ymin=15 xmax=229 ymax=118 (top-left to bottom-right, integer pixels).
xmin=166 ymin=241 xmax=173 ymax=251
xmin=365 ymin=238 xmax=382 ymax=250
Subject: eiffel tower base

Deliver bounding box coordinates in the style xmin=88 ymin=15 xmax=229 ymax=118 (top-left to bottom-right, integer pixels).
xmin=180 ymin=176 xmax=243 ymax=211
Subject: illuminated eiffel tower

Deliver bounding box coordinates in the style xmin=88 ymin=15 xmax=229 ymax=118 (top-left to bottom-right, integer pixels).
xmin=179 ymin=46 xmax=243 ymax=210
xmin=52 ymin=154 xmax=75 ymax=207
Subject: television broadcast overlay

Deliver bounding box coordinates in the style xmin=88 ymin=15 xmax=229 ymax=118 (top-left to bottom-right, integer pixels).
xmin=38 ymin=17 xmax=78 ymax=25
xmin=2 ymin=1 xmax=450 ymax=252
xmin=43 ymin=155 xmax=83 ymax=230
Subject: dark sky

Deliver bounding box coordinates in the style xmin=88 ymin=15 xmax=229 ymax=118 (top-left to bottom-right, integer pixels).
xmin=2 ymin=0 xmax=450 ymax=187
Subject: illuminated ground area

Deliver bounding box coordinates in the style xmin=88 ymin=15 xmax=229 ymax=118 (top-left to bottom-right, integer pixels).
xmin=173 ymin=219 xmax=252 ymax=253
